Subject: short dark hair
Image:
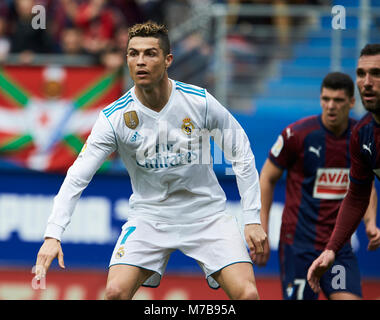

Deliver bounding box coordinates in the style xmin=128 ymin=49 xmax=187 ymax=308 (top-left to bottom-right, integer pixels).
xmin=321 ymin=72 xmax=354 ymax=98
xmin=127 ymin=21 xmax=171 ymax=56
xmin=360 ymin=43 xmax=380 ymax=57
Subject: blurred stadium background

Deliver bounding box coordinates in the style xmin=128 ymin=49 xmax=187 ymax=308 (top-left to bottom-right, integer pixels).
xmin=0 ymin=0 xmax=380 ymax=300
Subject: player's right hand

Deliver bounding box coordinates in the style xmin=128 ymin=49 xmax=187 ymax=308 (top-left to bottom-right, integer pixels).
xmin=34 ymin=238 xmax=65 ymax=280
xmin=307 ymin=249 xmax=335 ymax=293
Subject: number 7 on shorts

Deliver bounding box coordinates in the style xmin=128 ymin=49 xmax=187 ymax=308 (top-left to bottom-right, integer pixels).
xmin=120 ymin=226 xmax=136 ymax=245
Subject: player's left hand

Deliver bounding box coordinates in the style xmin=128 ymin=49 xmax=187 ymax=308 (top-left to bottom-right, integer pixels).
xmin=307 ymin=249 xmax=335 ymax=293
xmin=365 ymin=224 xmax=380 ymax=251
xmin=244 ymin=224 xmax=267 ymax=262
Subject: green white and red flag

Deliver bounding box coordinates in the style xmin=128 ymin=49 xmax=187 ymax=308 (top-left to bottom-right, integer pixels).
xmin=0 ymin=66 xmax=123 ymax=173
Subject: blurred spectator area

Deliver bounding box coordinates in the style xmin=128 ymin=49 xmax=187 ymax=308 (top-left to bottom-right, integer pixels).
xmin=0 ymin=0 xmax=380 ymax=111
xmin=1 ymin=0 xmax=147 ymax=66
xmin=0 ymin=1 xmax=325 ymax=66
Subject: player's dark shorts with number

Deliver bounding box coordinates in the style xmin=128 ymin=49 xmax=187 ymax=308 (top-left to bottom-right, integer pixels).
xmin=279 ymin=242 xmax=362 ymax=300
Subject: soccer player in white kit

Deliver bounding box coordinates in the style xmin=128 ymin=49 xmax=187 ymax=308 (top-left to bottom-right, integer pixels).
xmin=34 ymin=21 xmax=267 ymax=300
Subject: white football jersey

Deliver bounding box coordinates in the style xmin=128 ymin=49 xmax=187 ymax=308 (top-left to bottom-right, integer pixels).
xmin=44 ymin=80 xmax=261 ymax=240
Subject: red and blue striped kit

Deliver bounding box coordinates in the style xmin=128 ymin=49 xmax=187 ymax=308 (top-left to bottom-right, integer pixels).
xmin=269 ymin=115 xmax=357 ymax=251
xmin=349 ymin=112 xmax=380 ymax=184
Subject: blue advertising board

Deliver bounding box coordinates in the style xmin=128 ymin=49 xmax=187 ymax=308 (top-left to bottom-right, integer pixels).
xmin=0 ymin=166 xmax=379 ymax=279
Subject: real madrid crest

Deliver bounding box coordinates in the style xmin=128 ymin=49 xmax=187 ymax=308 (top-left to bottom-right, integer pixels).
xmin=115 ymin=246 xmax=125 ymax=259
xmin=181 ymin=118 xmax=195 ymax=135
xmin=124 ymin=111 xmax=139 ymax=129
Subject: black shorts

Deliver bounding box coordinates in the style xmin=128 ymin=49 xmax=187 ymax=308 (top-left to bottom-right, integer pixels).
xmin=278 ymin=242 xmax=362 ymax=300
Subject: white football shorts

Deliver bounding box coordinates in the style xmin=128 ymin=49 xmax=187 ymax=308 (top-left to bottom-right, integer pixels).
xmin=108 ymin=212 xmax=252 ymax=289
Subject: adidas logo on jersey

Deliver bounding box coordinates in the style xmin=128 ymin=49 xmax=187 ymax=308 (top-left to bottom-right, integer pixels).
xmin=130 ymin=131 xmax=143 ymax=142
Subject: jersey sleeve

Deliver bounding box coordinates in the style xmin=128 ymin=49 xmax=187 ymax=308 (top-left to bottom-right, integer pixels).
xmin=326 ymin=178 xmax=372 ymax=252
xmin=349 ymin=127 xmax=374 ymax=184
xmin=268 ymin=124 xmax=299 ymax=170
xmin=205 ymin=92 xmax=261 ymax=225
xmin=44 ymin=111 xmax=117 ymax=241
xmin=325 ymin=128 xmax=374 ymax=252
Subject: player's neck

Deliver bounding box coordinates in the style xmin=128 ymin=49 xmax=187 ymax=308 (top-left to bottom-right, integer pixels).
xmin=372 ymin=112 xmax=380 ymax=125
xmin=322 ymin=120 xmax=348 ymax=137
xmin=135 ymin=77 xmax=172 ymax=113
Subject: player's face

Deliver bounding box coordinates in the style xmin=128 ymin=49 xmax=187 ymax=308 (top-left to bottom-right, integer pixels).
xmin=356 ymin=54 xmax=380 ymax=115
xmin=320 ymin=87 xmax=354 ymax=133
xmin=126 ymin=37 xmax=173 ymax=89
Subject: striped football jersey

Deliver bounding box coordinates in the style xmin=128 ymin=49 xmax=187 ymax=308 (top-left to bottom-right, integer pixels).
xmin=269 ymin=115 xmax=357 ymax=250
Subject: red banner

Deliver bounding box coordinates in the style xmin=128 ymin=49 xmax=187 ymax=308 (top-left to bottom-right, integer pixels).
xmin=0 ymin=269 xmax=379 ymax=300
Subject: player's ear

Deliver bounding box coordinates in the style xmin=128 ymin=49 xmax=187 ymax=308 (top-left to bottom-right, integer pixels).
xmin=165 ymin=53 xmax=173 ymax=69
xmin=349 ymin=96 xmax=355 ymax=109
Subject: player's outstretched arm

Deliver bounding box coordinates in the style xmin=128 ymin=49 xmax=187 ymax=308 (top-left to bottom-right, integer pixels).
xmin=34 ymin=238 xmax=65 ymax=281
xmin=307 ymin=249 xmax=335 ymax=293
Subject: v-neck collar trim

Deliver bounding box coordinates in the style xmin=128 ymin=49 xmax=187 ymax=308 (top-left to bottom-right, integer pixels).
xmin=131 ymin=79 xmax=175 ymax=119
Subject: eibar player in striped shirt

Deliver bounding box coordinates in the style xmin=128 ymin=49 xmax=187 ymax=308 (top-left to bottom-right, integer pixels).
xmin=258 ymin=72 xmax=379 ymax=300
xmin=308 ymin=44 xmax=380 ymax=294
xmin=34 ymin=21 xmax=266 ymax=300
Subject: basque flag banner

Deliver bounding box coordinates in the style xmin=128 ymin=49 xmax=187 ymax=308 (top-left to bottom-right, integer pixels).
xmin=0 ymin=66 xmax=122 ymax=173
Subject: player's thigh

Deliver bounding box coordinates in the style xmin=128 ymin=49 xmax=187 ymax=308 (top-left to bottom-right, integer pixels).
xmin=278 ymin=243 xmax=318 ymax=300
xmin=329 ymin=292 xmax=361 ymax=300
xmin=181 ymin=213 xmax=251 ymax=290
xmin=105 ymin=264 xmax=154 ymax=300
xmin=212 ymin=262 xmax=259 ymax=300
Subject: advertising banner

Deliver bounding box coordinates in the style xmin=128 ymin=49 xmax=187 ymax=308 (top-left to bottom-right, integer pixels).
xmin=0 ymin=169 xmax=379 ymax=278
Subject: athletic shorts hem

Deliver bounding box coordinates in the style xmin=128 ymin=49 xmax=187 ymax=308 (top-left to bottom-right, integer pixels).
xmin=108 ymin=262 xmax=162 ymax=288
xmin=324 ymin=288 xmax=362 ymax=299
xmin=108 ymin=262 xmax=159 ymax=274
xmin=207 ymin=260 xmax=252 ymax=289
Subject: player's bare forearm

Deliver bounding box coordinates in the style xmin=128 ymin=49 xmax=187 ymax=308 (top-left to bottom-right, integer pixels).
xmin=259 ymin=160 xmax=283 ymax=229
xmin=256 ymin=160 xmax=282 ymax=266
xmin=363 ymin=184 xmax=380 ymax=250
xmin=363 ymin=182 xmax=378 ymax=228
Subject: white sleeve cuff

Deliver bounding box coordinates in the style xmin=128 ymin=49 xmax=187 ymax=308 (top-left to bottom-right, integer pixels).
xmin=242 ymin=209 xmax=261 ymax=225
xmin=44 ymin=223 xmax=65 ymax=241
